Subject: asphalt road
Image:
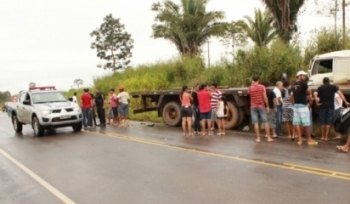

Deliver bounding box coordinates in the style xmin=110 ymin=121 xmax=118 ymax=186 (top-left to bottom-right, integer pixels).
xmin=0 ymin=112 xmax=350 ymax=204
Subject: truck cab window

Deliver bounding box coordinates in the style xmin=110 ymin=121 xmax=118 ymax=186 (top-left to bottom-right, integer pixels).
xmin=311 ymin=59 xmax=333 ymax=75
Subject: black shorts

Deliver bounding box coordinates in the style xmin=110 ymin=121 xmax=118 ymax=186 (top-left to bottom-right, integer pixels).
xmin=181 ymin=106 xmax=193 ymax=118
xmin=112 ymin=107 xmax=118 ymax=117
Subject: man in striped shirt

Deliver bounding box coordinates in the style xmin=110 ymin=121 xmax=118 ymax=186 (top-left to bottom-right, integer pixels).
xmin=210 ymin=82 xmax=222 ymax=133
xmin=248 ymin=76 xmax=274 ymax=143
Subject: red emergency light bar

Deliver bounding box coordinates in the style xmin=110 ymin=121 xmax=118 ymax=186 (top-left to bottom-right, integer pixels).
xmin=29 ymin=86 xmax=56 ymax=91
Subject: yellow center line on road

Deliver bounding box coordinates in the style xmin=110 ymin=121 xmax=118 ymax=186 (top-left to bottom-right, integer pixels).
xmin=95 ymin=131 xmax=350 ymax=181
xmin=0 ymin=147 xmax=76 ymax=204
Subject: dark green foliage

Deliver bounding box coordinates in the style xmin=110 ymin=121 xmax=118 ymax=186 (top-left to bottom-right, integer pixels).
xmin=261 ymin=0 xmax=305 ymax=43
xmin=235 ymin=40 xmax=303 ymax=85
xmin=237 ymin=9 xmax=276 ymax=47
xmin=152 ymin=0 xmax=226 ymax=56
xmin=91 ymin=14 xmax=134 ymax=71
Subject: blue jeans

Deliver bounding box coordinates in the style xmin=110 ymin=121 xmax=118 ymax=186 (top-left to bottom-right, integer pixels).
xmin=82 ymin=108 xmax=92 ymax=128
xmin=275 ymin=105 xmax=283 ymax=136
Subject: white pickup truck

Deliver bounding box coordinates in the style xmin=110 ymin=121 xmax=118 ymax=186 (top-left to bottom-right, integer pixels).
xmin=7 ymin=86 xmax=83 ymax=136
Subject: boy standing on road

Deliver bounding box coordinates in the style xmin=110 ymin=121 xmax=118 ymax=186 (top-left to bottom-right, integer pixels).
xmin=291 ymin=71 xmax=318 ymax=145
xmin=248 ymin=76 xmax=274 ymax=143
xmin=81 ymin=88 xmax=92 ymax=130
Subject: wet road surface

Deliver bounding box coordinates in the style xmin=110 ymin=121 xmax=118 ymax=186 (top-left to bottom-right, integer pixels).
xmin=0 ymin=112 xmax=349 ymax=204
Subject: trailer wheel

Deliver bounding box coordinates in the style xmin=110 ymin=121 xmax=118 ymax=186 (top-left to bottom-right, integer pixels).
xmin=162 ymin=102 xmax=181 ymax=127
xmin=225 ymin=102 xmax=240 ymax=129
xmin=12 ymin=114 xmax=23 ymax=133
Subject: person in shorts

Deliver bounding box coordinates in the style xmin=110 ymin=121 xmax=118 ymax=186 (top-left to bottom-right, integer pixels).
xmin=248 ymin=76 xmax=274 ymax=143
xmin=315 ymin=77 xmax=349 ymax=141
xmin=197 ymin=84 xmax=212 ymax=136
xmin=282 ymin=81 xmax=295 ymax=139
xmin=216 ymin=96 xmax=228 ymax=136
xmin=117 ymin=86 xmax=130 ymax=127
xmin=291 ymin=70 xmax=318 ymax=145
xmin=180 ymin=86 xmax=193 ymax=137
xmin=210 ymin=82 xmax=222 ymax=132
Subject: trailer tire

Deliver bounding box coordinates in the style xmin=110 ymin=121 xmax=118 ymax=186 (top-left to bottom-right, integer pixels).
xmin=162 ymin=102 xmax=181 ymax=127
xmin=225 ymin=102 xmax=240 ymax=129
xmin=12 ymin=114 xmax=23 ymax=133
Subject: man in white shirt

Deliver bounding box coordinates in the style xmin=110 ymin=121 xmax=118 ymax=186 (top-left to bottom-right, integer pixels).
xmin=117 ymin=86 xmax=130 ymax=127
xmin=273 ymin=81 xmax=284 ymax=137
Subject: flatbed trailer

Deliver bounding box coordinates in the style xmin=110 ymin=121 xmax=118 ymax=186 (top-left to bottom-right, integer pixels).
xmin=132 ymin=87 xmax=251 ymax=129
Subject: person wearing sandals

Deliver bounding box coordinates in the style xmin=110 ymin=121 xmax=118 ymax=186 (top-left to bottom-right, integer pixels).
xmin=180 ymin=86 xmax=193 ymax=137
xmin=216 ymin=96 xmax=228 ymax=136
xmin=337 ymin=135 xmax=350 ymax=153
xmin=314 ymin=77 xmax=349 ymax=141
xmin=291 ymin=71 xmax=318 ymax=145
xmin=197 ymin=84 xmax=212 ymax=136
xmin=248 ymin=76 xmax=274 ymax=143
xmin=282 ymin=81 xmax=295 ymax=140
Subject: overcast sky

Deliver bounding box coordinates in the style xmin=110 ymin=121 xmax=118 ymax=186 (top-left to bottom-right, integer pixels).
xmin=0 ymin=0 xmax=338 ymax=94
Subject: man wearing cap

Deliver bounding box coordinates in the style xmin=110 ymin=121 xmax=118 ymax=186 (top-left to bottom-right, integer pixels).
xmin=291 ymin=70 xmax=318 ymax=145
xmin=315 ymin=77 xmax=349 ymax=141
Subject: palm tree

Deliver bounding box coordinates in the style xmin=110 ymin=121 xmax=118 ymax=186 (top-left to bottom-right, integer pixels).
xmin=152 ymin=0 xmax=226 ymax=56
xmin=237 ymin=9 xmax=276 ymax=47
xmin=261 ymin=0 xmax=305 ymax=43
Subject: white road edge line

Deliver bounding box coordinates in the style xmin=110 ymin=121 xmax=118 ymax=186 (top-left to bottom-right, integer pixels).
xmin=0 ymin=147 xmax=76 ymax=204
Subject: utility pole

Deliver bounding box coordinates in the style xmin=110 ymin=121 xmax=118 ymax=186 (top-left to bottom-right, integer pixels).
xmin=334 ymin=0 xmax=338 ymax=34
xmin=342 ymin=0 xmax=346 ymax=48
xmin=207 ymin=40 xmax=210 ymax=68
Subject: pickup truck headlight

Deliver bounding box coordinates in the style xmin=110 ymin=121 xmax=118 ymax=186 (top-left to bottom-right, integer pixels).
xmin=41 ymin=110 xmax=51 ymax=116
xmin=74 ymin=107 xmax=81 ymax=113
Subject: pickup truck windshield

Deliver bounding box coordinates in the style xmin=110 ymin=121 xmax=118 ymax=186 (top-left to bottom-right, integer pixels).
xmin=32 ymin=92 xmax=67 ymax=104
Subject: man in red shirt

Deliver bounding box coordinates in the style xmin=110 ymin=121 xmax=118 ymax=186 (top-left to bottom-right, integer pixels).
xmin=248 ymin=76 xmax=274 ymax=143
xmin=81 ymin=88 xmax=92 ymax=129
xmin=197 ymin=84 xmax=212 ymax=136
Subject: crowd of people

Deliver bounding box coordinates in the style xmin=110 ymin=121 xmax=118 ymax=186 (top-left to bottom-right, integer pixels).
xmin=180 ymin=82 xmax=228 ymax=137
xmin=248 ymin=70 xmax=350 ymax=148
xmin=75 ymin=86 xmax=130 ymax=130
xmin=179 ymin=70 xmax=350 ymax=152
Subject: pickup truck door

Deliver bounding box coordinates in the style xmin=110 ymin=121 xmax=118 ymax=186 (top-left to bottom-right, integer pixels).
xmin=18 ymin=93 xmax=32 ymax=124
xmin=16 ymin=93 xmax=26 ymax=122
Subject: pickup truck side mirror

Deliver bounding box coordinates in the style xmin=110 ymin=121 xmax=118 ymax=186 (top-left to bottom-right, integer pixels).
xmin=23 ymin=100 xmax=31 ymax=105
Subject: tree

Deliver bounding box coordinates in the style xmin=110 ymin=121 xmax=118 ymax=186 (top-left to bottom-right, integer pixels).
xmin=91 ymin=14 xmax=134 ymax=71
xmin=261 ymin=0 xmax=305 ymax=43
xmin=73 ymin=79 xmax=84 ymax=89
xmin=152 ymin=0 xmax=226 ymax=56
xmin=237 ymin=9 xmax=276 ymax=47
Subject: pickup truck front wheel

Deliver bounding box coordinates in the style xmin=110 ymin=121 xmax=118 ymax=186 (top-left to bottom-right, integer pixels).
xmin=32 ymin=116 xmax=44 ymax=136
xmin=72 ymin=122 xmax=82 ymax=132
xmin=12 ymin=114 xmax=23 ymax=133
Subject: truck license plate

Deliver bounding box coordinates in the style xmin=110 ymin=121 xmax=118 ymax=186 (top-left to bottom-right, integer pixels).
xmin=60 ymin=115 xmax=70 ymax=119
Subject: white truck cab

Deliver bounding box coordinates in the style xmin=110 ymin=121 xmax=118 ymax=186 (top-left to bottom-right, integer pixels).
xmin=308 ymin=50 xmax=350 ymax=86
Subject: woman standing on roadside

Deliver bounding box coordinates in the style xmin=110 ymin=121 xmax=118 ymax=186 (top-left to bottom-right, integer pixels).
xmin=282 ymin=81 xmax=295 ymax=140
xmin=180 ymin=86 xmax=193 ymax=137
